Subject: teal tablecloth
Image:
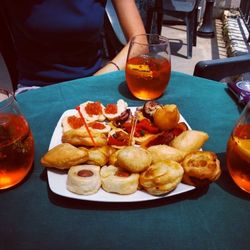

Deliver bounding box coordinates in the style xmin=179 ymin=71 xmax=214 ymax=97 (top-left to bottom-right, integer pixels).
xmin=1 ymin=71 xmax=249 ymax=250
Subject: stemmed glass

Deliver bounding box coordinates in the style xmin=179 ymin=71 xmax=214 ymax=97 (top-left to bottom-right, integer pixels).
xmin=0 ymin=89 xmax=34 ymax=189
xmin=226 ymin=101 xmax=250 ymax=193
xmin=125 ymin=34 xmax=171 ymax=100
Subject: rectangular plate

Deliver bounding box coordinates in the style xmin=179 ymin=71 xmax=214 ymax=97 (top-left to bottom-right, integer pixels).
xmin=47 ymin=108 xmax=195 ymax=202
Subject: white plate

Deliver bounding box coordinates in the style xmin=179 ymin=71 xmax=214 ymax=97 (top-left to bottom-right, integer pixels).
xmin=47 ymin=108 xmax=195 ymax=202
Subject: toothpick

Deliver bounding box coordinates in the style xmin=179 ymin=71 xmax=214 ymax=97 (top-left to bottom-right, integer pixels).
xmin=129 ymin=111 xmax=138 ymax=146
xmin=75 ymin=106 xmax=96 ymax=147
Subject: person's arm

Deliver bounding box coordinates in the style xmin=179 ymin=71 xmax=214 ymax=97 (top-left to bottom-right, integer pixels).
xmin=94 ymin=0 xmax=146 ymax=75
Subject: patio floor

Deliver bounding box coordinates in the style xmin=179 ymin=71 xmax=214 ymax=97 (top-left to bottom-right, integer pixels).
xmin=161 ymin=19 xmax=227 ymax=76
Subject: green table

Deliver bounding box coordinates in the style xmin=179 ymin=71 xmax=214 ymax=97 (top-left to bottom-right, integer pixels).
xmin=1 ymin=71 xmax=249 ymax=250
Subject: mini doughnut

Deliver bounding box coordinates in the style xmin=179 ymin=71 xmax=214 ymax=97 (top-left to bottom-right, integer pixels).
xmin=100 ymin=165 xmax=139 ymax=195
xmin=67 ymin=165 xmax=101 ymax=195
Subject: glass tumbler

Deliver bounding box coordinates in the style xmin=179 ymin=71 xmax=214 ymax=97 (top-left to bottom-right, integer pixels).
xmin=0 ymin=89 xmax=34 ymax=189
xmin=226 ymin=101 xmax=250 ymax=193
xmin=125 ymin=34 xmax=171 ymax=100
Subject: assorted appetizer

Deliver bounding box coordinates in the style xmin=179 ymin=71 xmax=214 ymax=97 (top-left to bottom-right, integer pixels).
xmin=40 ymin=99 xmax=221 ymax=197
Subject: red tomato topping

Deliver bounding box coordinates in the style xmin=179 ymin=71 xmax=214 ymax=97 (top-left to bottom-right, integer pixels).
xmin=122 ymin=118 xmax=160 ymax=137
xmin=105 ymin=104 xmax=118 ymax=114
xmin=107 ymin=131 xmax=129 ymax=146
xmin=89 ymin=122 xmax=106 ymax=130
xmin=137 ymin=119 xmax=160 ymax=134
xmin=172 ymin=122 xmax=189 ymax=136
xmin=85 ymin=102 xmax=103 ymax=116
xmin=67 ymin=115 xmax=84 ymax=129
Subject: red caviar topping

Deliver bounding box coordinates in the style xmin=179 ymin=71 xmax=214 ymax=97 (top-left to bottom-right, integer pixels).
xmin=68 ymin=115 xmax=84 ymax=129
xmin=89 ymin=122 xmax=106 ymax=130
xmin=105 ymin=104 xmax=117 ymax=114
xmin=85 ymin=102 xmax=103 ymax=116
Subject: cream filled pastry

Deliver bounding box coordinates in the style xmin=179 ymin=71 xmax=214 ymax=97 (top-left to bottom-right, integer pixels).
xmin=100 ymin=165 xmax=139 ymax=194
xmin=116 ymin=146 xmax=152 ymax=172
xmin=67 ymin=165 xmax=101 ymax=195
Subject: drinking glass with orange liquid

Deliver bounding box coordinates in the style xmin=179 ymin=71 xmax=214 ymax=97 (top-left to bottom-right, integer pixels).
xmin=0 ymin=89 xmax=34 ymax=189
xmin=125 ymin=34 xmax=171 ymax=100
xmin=226 ymin=101 xmax=250 ymax=193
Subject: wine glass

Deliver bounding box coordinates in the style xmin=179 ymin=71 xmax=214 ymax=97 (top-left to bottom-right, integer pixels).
xmin=226 ymin=101 xmax=250 ymax=193
xmin=0 ymin=89 xmax=34 ymax=189
xmin=125 ymin=34 xmax=171 ymax=100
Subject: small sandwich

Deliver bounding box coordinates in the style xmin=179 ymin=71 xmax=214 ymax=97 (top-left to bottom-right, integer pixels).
xmin=121 ymin=117 xmax=161 ymax=145
xmin=103 ymin=99 xmax=128 ymax=120
xmin=79 ymin=101 xmax=106 ymax=122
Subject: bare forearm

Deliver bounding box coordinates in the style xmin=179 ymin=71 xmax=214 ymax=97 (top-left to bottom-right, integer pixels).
xmin=94 ymin=0 xmax=145 ymax=75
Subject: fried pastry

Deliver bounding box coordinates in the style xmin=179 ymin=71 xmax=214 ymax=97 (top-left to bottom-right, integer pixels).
xmin=181 ymin=151 xmax=221 ymax=187
xmin=134 ymin=132 xmax=162 ymax=145
xmin=108 ymin=148 xmax=120 ymax=165
xmin=67 ymin=165 xmax=101 ymax=195
xmin=62 ymin=129 xmax=107 ymax=147
xmin=170 ymin=130 xmax=209 ymax=153
xmin=83 ymin=145 xmax=114 ymax=166
xmin=41 ymin=143 xmax=89 ymax=170
xmin=116 ymin=146 xmax=152 ymax=173
xmin=153 ymin=104 xmax=180 ymax=130
xmin=140 ymin=160 xmax=184 ymax=195
xmin=147 ymin=145 xmax=186 ymax=163
xmin=100 ymin=165 xmax=139 ymax=194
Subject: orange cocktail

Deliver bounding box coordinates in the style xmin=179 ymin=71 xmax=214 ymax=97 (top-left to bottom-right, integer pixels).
xmin=126 ymin=34 xmax=171 ymax=100
xmin=126 ymin=55 xmax=171 ymax=100
xmin=0 ymin=89 xmax=34 ymax=189
xmin=227 ymin=124 xmax=250 ymax=193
